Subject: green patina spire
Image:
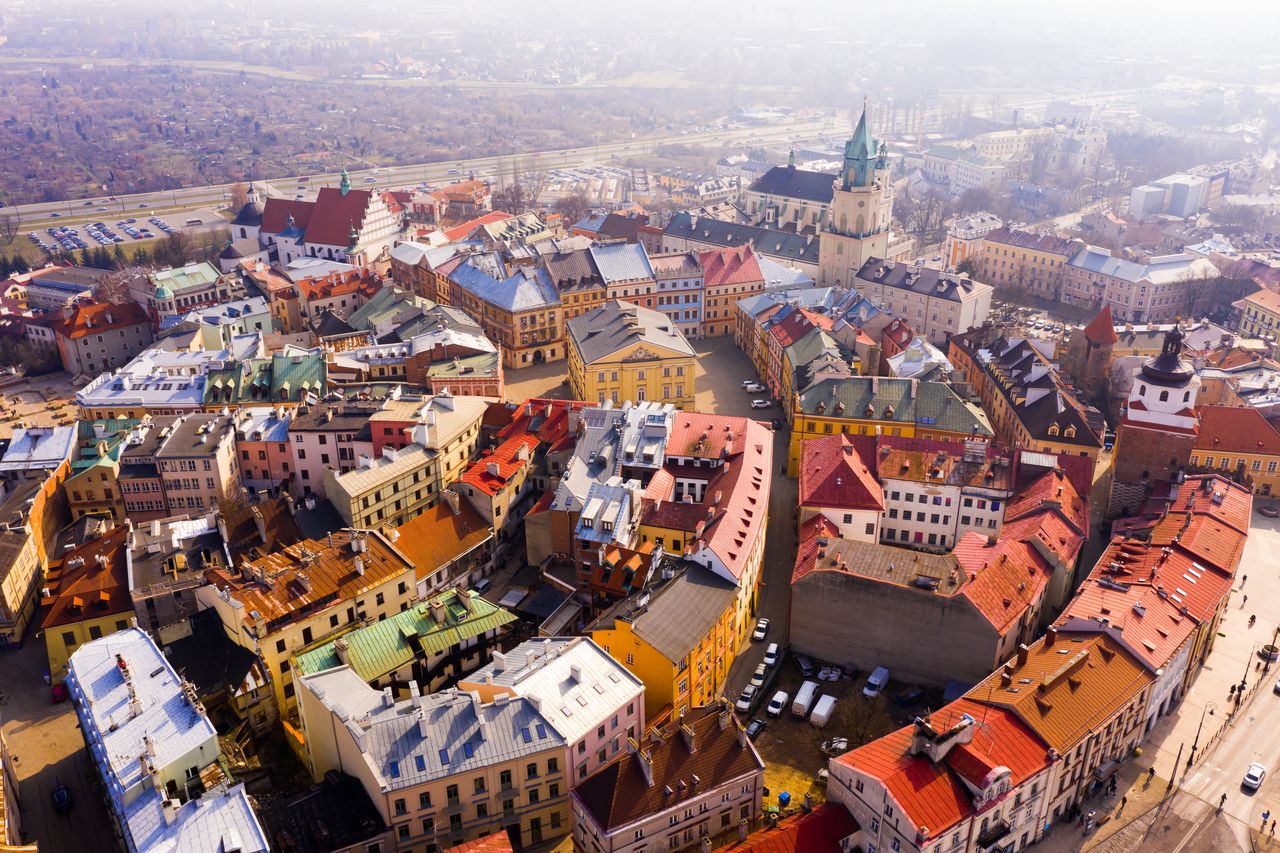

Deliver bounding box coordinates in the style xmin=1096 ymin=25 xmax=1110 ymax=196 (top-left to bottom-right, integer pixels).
xmin=841 ymin=100 xmax=880 ymax=191
xmin=788 ymin=148 xmax=796 ymax=169
xmin=339 ymin=168 xmax=351 ymax=197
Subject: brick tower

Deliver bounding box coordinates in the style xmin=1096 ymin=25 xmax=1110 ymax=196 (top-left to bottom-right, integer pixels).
xmin=1107 ymin=325 xmax=1200 ymax=516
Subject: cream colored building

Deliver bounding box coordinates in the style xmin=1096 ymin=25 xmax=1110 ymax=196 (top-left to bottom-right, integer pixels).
xmin=367 ymin=394 xmax=490 ymax=489
xmin=195 ymin=529 xmax=417 ymax=727
xmin=325 ymin=441 xmax=443 ymax=530
xmin=298 ymin=667 xmax=571 ymax=850
xmin=157 ymin=413 xmax=242 ymax=514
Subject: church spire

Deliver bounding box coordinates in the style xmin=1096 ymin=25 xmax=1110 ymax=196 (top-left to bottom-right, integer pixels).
xmin=339 ymin=168 xmax=351 ymax=197
xmin=788 ymin=148 xmax=796 ymax=169
xmin=841 ymin=100 xmax=879 ymax=191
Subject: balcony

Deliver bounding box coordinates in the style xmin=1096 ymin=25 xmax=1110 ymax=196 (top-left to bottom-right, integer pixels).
xmin=976 ymin=819 xmax=1013 ymax=853
xmin=443 ymin=797 xmax=465 ymax=816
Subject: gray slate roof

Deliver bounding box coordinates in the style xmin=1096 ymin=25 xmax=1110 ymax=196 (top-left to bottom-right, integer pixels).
xmin=664 ymin=212 xmax=820 ymax=266
xmin=567 ymin=300 xmax=696 ymax=364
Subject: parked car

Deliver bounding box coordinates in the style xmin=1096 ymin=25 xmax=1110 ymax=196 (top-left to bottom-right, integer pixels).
xmin=744 ymin=382 xmax=766 ymax=393
xmin=51 ymin=781 xmax=72 ymax=813
xmin=750 ymin=399 xmax=772 ymax=409
xmin=863 ymin=666 xmax=889 ymax=698
xmin=763 ymin=642 xmax=779 ymax=667
xmin=735 ymin=685 xmax=758 ymax=712
xmin=793 ymin=654 xmax=814 ymax=678
xmin=472 ymin=577 xmax=493 ymax=595
xmin=750 ymin=663 xmax=768 ymax=689
xmin=745 ymin=719 xmax=767 ymax=740
xmin=741 ymin=379 xmax=756 ymax=388
xmin=752 ymin=617 xmax=769 ymax=641
xmin=1244 ymin=763 xmax=1267 ymax=790
xmin=766 ymin=691 xmax=788 ymax=717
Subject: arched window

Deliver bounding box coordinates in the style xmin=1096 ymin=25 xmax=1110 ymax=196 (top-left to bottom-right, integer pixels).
xmin=1139 ymin=384 xmax=1147 ymax=395
xmin=1159 ymin=390 xmax=1169 ymax=402
xmin=855 ymin=214 xmax=865 ymax=235
xmin=1183 ymin=391 xmax=1191 ymax=402
xmin=240 ymin=227 xmax=247 ymax=239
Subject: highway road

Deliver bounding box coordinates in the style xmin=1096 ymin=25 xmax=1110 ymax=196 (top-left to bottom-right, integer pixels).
xmin=3 ymin=117 xmax=842 ymax=228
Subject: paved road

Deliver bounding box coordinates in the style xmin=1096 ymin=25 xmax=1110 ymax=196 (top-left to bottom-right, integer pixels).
xmin=0 ymin=638 xmax=117 ymax=853
xmin=5 ymin=117 xmax=838 ymax=224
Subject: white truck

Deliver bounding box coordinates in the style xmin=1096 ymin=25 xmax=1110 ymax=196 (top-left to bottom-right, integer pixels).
xmin=810 ymin=694 xmax=837 ymax=727
xmin=791 ymin=680 xmax=819 ymax=718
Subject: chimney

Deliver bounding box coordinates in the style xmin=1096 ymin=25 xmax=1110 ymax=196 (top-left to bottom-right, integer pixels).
xmin=417 ymin=706 xmax=430 ymax=738
xmin=161 ymin=798 xmax=180 ymax=827
xmin=569 ymin=663 xmax=582 ymax=683
xmin=492 ymin=651 xmax=506 ymax=673
xmin=354 ymin=556 xmax=365 ymax=576
xmin=429 ymin=597 xmax=446 ymax=623
xmin=680 ymin=723 xmax=696 ymax=753
xmin=335 ymin=637 xmax=351 ymax=665
xmin=1045 ymin=625 xmax=1058 ymax=646
xmin=1000 ymin=667 xmax=1013 ymax=687
xmin=382 ymin=685 xmax=394 ymax=707
xmin=1016 ymin=643 xmax=1029 ymax=668
xmin=251 ymin=507 xmax=266 ymax=543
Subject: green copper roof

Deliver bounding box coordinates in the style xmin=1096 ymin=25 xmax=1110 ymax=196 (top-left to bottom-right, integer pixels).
xmin=293 ymin=589 xmax=517 ymax=681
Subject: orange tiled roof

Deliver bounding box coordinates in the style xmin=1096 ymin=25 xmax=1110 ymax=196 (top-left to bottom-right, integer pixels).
xmin=394 ymin=498 xmax=492 ymax=582
xmin=1091 ymin=535 xmax=1233 ymax=622
xmin=205 ymin=529 xmax=413 ymax=630
xmin=953 ymin=533 xmax=1053 ymax=634
xmin=40 ymin=526 xmax=132 ymax=630
xmin=443 ymin=211 xmax=513 ymax=243
xmin=970 ymin=632 xmax=1153 ymax=751
xmin=295 ymin=269 xmax=377 ymax=302
xmin=1057 ymin=579 xmax=1197 ymax=673
xmin=52 ymin=301 xmax=150 ymax=340
xmin=834 ymin=698 xmax=1048 ymax=840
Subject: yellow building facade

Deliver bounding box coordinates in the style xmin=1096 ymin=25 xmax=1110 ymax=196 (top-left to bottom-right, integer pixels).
xmin=566 ymin=300 xmax=697 ymax=410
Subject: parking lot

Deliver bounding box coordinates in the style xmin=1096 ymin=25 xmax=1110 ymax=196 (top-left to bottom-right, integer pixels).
xmin=734 ymin=650 xmax=938 ymax=807
xmin=25 ymin=205 xmax=225 ymax=260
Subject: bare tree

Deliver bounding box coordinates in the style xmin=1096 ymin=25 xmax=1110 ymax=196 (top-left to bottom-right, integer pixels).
xmin=0 ymin=211 xmax=18 ymax=246
xmin=554 ymin=193 xmax=592 ymax=228
xmin=492 ymin=160 xmax=531 ymax=215
xmin=229 ymin=181 xmax=249 ymax=212
xmin=94 ymin=267 xmax=148 ymax=304
xmin=155 ymin=231 xmax=195 ymax=268
xmin=519 ymin=158 xmax=551 ymax=210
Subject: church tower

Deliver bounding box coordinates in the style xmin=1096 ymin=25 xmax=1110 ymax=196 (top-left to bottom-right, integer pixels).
xmin=817 ymin=104 xmax=894 ymax=286
xmin=1107 ymin=326 xmax=1200 ymax=516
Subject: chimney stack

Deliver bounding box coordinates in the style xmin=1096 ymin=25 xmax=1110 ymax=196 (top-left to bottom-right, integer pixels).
xmin=1016 ymin=643 xmax=1029 ymax=668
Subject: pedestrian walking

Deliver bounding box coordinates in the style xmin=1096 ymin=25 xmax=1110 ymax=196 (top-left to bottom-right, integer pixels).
xmin=1244 ymin=594 xmax=1249 ymax=608
xmin=1243 ymin=574 xmax=1248 ymax=587
xmin=1119 ymin=795 xmax=1127 ymax=815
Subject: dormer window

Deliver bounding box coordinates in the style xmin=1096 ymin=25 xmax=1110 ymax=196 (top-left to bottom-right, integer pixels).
xmin=1048 ymin=424 xmax=1060 ymax=437
xmin=1064 ymin=426 xmax=1076 ymax=439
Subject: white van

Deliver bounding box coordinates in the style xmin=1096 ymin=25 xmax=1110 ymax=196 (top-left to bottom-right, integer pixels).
xmin=791 ymin=680 xmax=819 ymax=717
xmin=810 ymin=694 xmax=837 ymax=727
xmin=863 ymin=666 xmax=889 ymax=698
xmin=763 ymin=643 xmax=779 ymax=667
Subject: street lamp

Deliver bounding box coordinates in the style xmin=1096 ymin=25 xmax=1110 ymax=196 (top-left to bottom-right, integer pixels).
xmin=1188 ymin=701 xmax=1217 ymax=767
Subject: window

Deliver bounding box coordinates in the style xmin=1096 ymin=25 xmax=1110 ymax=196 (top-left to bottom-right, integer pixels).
xmin=394 ymin=798 xmax=407 ymax=816
xmin=474 ymin=777 xmax=486 ymax=795
xmin=419 ymin=792 xmax=432 ymax=809
xmin=548 ymin=757 xmax=559 ymax=773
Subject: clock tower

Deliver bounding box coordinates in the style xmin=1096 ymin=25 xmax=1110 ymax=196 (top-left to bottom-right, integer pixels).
xmin=818 ymin=104 xmax=894 ymax=286
xmin=1107 ymin=326 xmax=1201 ymax=516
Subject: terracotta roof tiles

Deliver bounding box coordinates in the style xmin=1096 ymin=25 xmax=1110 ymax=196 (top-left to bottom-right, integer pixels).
xmin=797 ymin=433 xmax=883 ymax=512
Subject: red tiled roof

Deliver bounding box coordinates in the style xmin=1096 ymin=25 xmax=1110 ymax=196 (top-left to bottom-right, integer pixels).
xmin=1193 ymin=405 xmax=1280 ymax=455
xmin=460 ymin=433 xmax=538 ymax=496
xmin=792 ymin=515 xmax=841 ymax=583
xmin=261 ymin=198 xmax=315 ymax=234
xmin=700 ymin=245 xmax=764 ymax=288
xmin=725 ymin=802 xmax=857 ymax=853
xmin=443 ymin=211 xmax=514 ymax=242
xmin=654 ymin=412 xmax=773 ymax=582
xmin=953 ymin=533 xmax=1053 ymax=634
xmin=52 ymin=301 xmax=150 ymax=340
xmin=1173 ymin=475 xmax=1252 ymax=534
xmin=768 ymin=310 xmax=816 ymax=348
xmin=294 ymin=269 xmax=377 ymax=302
xmin=303 ymin=187 xmax=374 ymax=247
xmin=1057 ymin=579 xmax=1197 ymax=672
xmin=1083 ymin=304 xmax=1120 ymax=345
xmin=589 ymin=542 xmax=657 ymax=597
xmin=1006 ymin=466 xmax=1088 ymax=532
xmin=834 ymin=699 xmax=1048 ymax=839
xmin=40 ymin=526 xmax=133 ymax=630
xmin=1150 ymin=513 xmax=1246 ymax=576
xmin=797 ymin=433 xmax=883 ymax=512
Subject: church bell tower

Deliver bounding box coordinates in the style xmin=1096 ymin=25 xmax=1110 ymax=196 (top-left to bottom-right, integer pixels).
xmin=818 ymin=102 xmax=894 ymax=286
